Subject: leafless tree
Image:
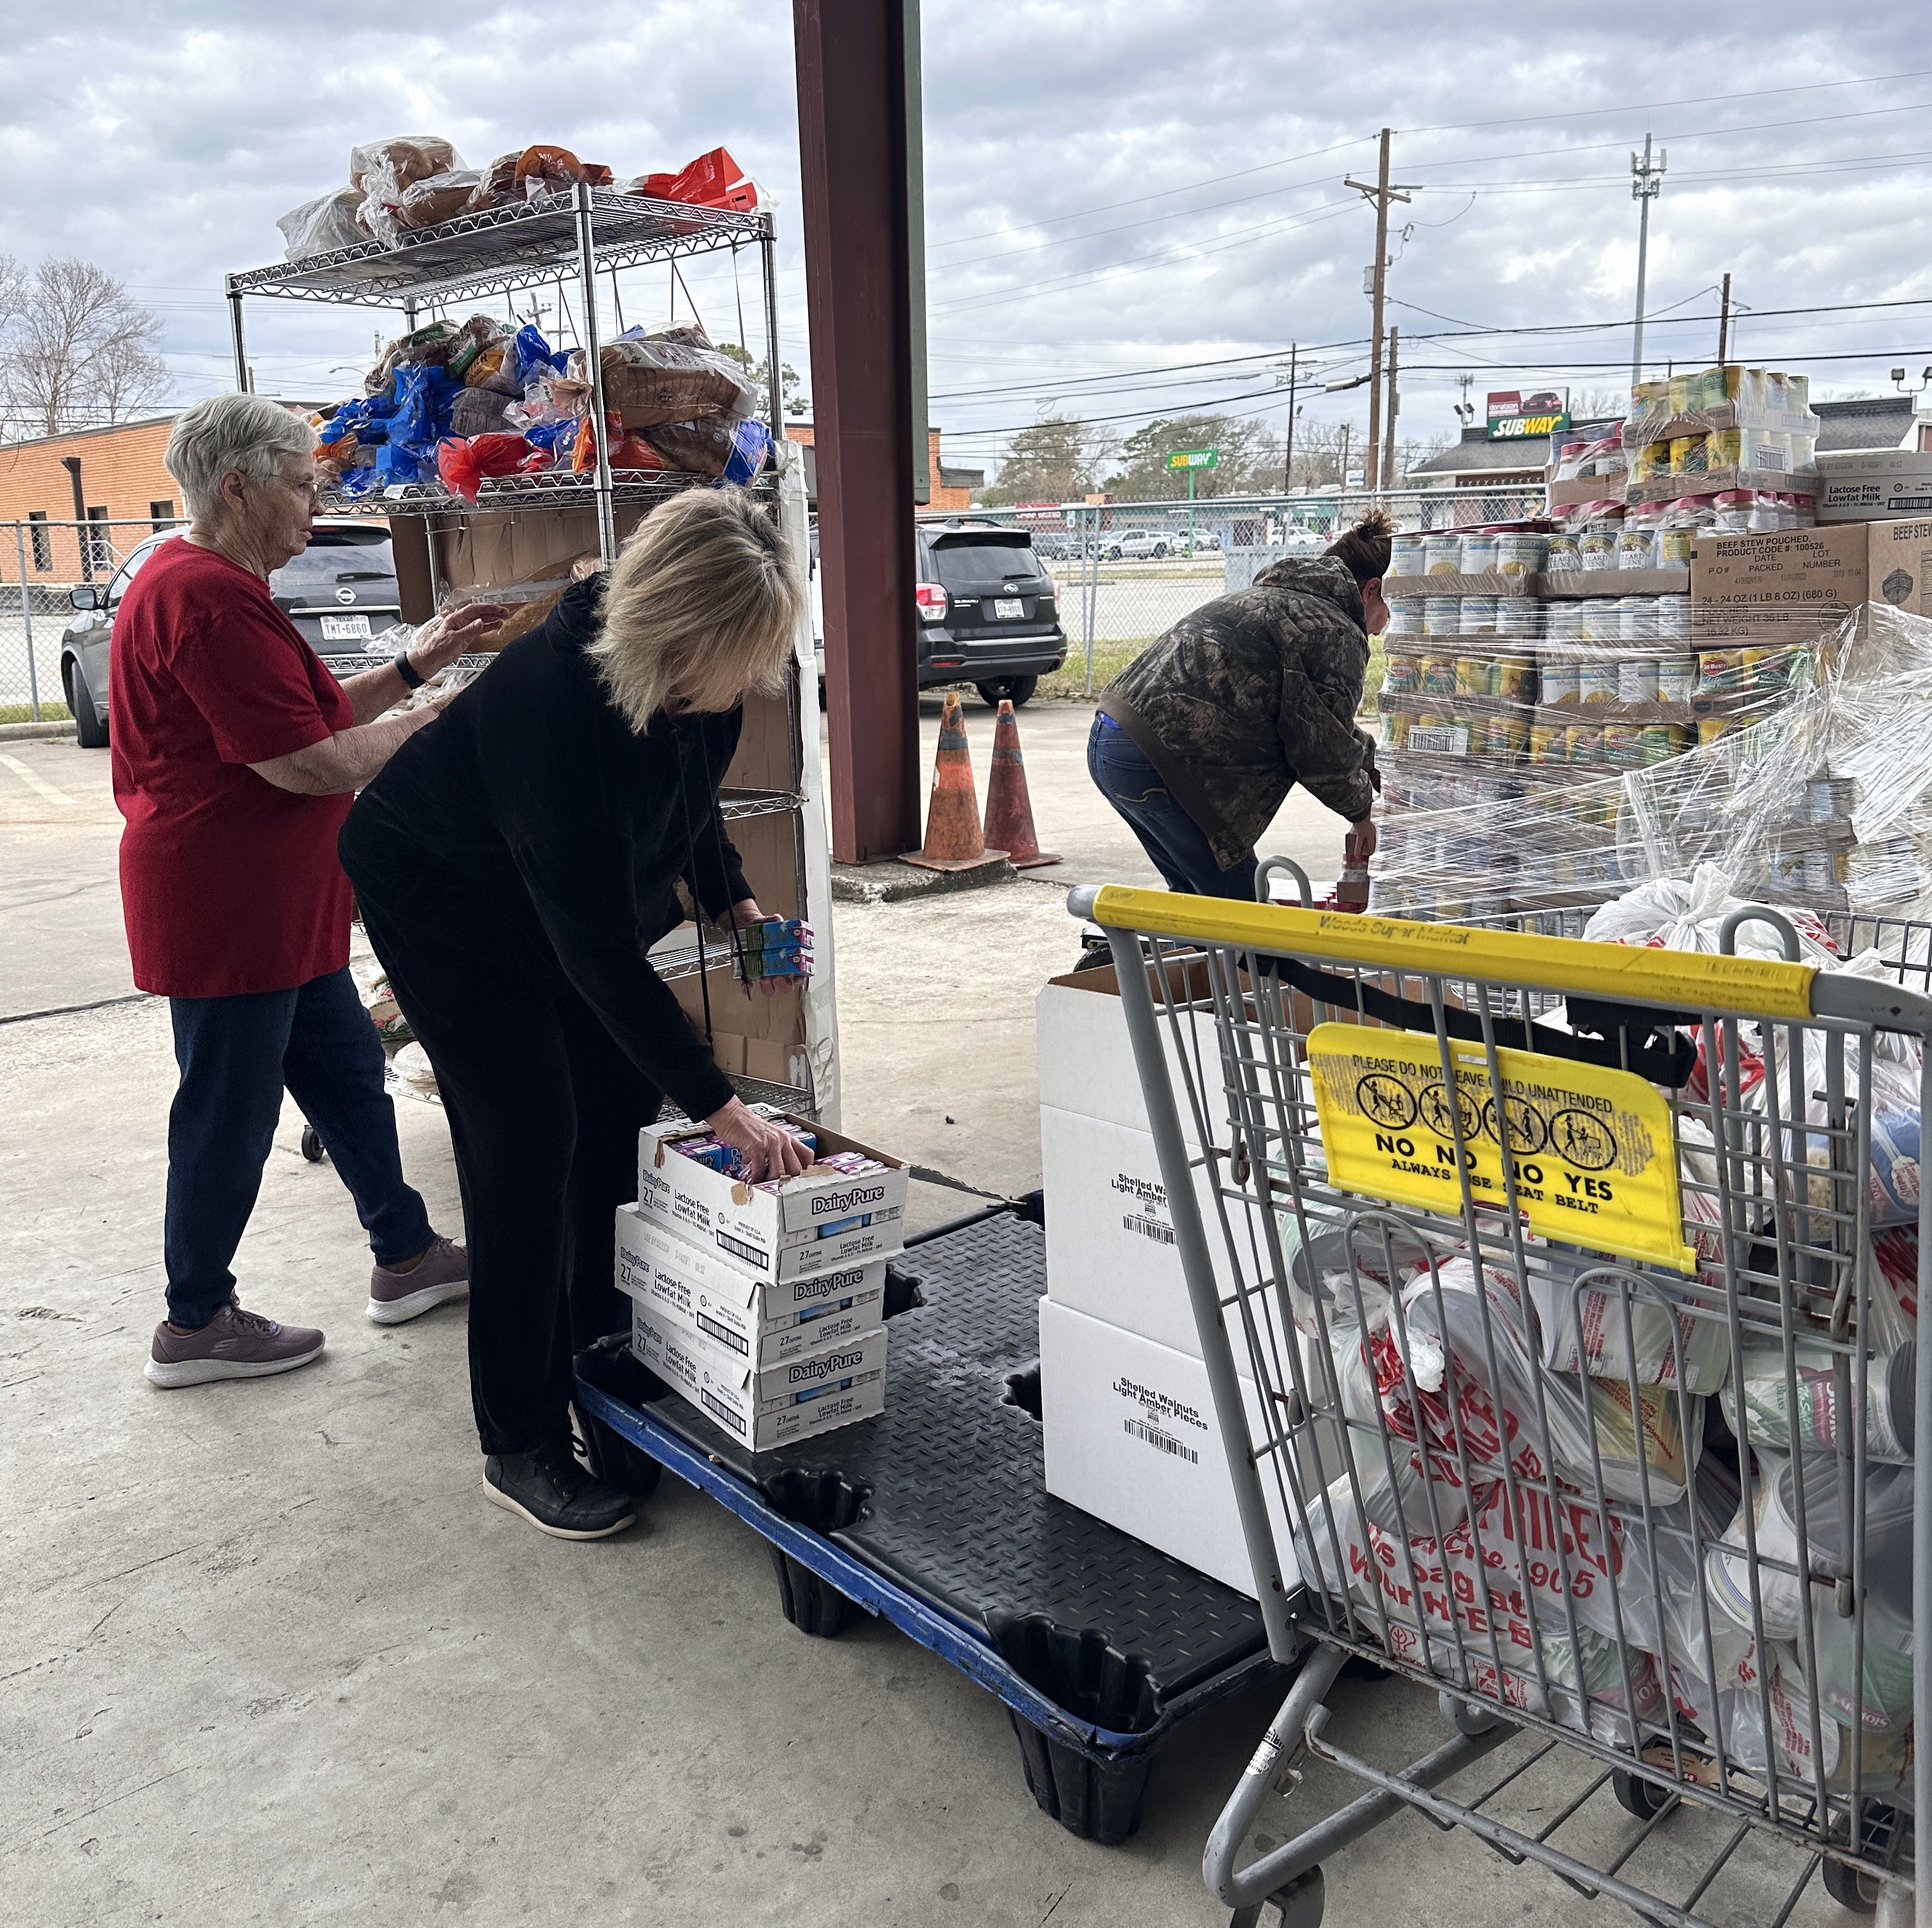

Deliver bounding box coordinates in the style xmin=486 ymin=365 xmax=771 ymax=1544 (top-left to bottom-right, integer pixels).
xmin=2 ymin=258 xmax=170 ymax=438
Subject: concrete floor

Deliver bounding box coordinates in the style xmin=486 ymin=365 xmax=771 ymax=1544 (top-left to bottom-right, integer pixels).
xmin=1 ymin=720 xmax=1844 ymax=1927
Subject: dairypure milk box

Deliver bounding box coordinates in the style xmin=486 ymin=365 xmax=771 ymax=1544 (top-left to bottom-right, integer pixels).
xmin=614 ymin=1202 xmax=885 ymax=1368
xmin=631 ymin=1297 xmax=887 ymax=1452
xmin=636 ymin=1111 xmax=908 ymax=1283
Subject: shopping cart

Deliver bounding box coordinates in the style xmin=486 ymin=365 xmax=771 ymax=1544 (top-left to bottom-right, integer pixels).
xmin=1068 ymin=880 xmax=1931 ymax=1928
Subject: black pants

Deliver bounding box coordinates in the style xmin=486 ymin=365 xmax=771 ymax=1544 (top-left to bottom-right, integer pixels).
xmin=344 ymin=850 xmax=659 ymax=1457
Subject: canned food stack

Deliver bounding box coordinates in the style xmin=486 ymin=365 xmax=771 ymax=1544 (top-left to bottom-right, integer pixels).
xmin=1379 ymin=500 xmax=1846 ymax=920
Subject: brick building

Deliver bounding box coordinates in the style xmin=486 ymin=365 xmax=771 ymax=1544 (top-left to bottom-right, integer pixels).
xmin=783 ymin=422 xmax=983 ymax=512
xmin=0 ymin=416 xmax=186 ymax=579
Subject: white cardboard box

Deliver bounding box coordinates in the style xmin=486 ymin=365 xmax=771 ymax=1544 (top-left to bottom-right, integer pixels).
xmin=614 ymin=1203 xmax=885 ymax=1368
xmin=636 ymin=1111 xmax=908 ymax=1283
xmin=1816 ymin=452 xmax=1932 ymax=523
xmin=1039 ymin=1298 xmax=1298 ymax=1600
xmin=1036 ymin=962 xmax=1226 ymax=1145
xmin=631 ymin=1298 xmax=887 ymax=1453
xmin=1040 ymin=1101 xmax=1272 ymax=1359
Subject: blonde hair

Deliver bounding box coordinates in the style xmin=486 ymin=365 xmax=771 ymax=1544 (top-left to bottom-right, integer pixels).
xmin=590 ymin=488 xmax=804 ymax=730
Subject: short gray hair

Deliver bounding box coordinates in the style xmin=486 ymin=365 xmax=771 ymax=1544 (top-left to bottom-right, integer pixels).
xmin=165 ymin=393 xmax=316 ymax=517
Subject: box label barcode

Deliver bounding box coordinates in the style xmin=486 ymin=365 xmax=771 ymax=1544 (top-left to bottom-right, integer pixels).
xmin=1124 ymin=1417 xmax=1198 ymax=1463
xmin=1123 ymin=1213 xmax=1176 ymax=1245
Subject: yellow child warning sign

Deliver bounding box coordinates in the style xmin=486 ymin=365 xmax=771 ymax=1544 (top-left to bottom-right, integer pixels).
xmin=1306 ymin=1023 xmax=1695 ymax=1274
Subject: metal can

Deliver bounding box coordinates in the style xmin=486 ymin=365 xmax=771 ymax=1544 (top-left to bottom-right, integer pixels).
xmin=1380 ymin=713 xmax=1416 ymax=750
xmin=1567 ymin=727 xmax=1604 ymax=765
xmin=1496 ymin=532 xmax=1547 ymax=577
xmin=1544 ymin=531 xmax=1583 ymax=573
xmin=1382 ymin=653 xmax=1420 ymax=696
xmin=1617 ymin=596 xmax=1657 ymax=642
xmin=1458 ymin=656 xmax=1498 ymax=697
xmin=1618 ymin=658 xmax=1660 ymax=702
xmin=1657 ymin=654 xmax=1698 ymax=701
xmin=1490 ymin=714 xmax=1528 ymax=757
xmin=1529 ymin=725 xmax=1560 ymax=763
xmin=1603 ymin=724 xmax=1643 ymax=767
xmin=1388 ymin=532 xmax=1427 ymax=578
xmin=1423 ymin=595 xmax=1462 ymax=636
xmin=1539 ymin=659 xmax=1580 ymax=705
xmin=1460 ymin=596 xmax=1499 ymax=636
xmin=1420 ymin=656 xmax=1459 ymax=697
xmin=1698 ymin=649 xmax=1738 ymax=693
xmin=1580 ymin=527 xmax=1619 ymax=570
xmin=1459 ymin=532 xmax=1499 ymax=575
xmin=1698 ymin=716 xmax=1735 ymax=746
xmin=1654 ymin=594 xmax=1692 ymax=639
xmin=1494 ymin=656 xmax=1537 ymax=704
xmin=1386 ymin=597 xmax=1422 ymax=636
xmin=1423 ymin=534 xmax=1461 ymax=575
xmin=1579 ymin=663 xmax=1619 ymax=704
xmin=1579 ymin=596 xmax=1621 ymax=641
xmin=1545 ymin=601 xmax=1585 ymax=641
xmin=1496 ymin=596 xmax=1545 ymax=640
xmin=1639 ymin=725 xmax=1677 ymax=764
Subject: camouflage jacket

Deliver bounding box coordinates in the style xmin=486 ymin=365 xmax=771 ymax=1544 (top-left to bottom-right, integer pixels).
xmin=1099 ymin=555 xmax=1377 ymax=868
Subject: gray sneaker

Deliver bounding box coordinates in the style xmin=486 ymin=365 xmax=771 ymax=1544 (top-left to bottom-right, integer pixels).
xmin=145 ymin=1300 xmax=325 ymax=1388
xmin=366 ymin=1235 xmax=468 ymax=1326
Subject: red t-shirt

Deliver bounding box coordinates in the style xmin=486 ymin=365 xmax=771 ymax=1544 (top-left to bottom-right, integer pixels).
xmin=110 ymin=539 xmax=356 ymax=998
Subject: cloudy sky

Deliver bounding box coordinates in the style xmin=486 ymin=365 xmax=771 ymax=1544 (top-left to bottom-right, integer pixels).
xmin=3 ymin=2 xmax=1929 ymax=480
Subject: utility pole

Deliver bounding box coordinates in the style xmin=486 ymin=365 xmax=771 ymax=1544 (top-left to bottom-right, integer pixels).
xmin=1381 ymin=326 xmax=1400 ymax=493
xmin=1338 ymin=422 xmax=1352 ymax=494
xmin=1346 ymin=129 xmax=1417 ymax=493
xmin=1629 ymin=134 xmax=1667 ymax=388
xmin=1717 ymin=272 xmax=1733 ymax=364
xmin=1283 ymin=342 xmax=1298 ymax=493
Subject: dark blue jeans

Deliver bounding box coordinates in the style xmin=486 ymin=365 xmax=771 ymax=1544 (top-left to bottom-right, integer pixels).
xmin=164 ymin=966 xmax=434 ymax=1330
xmin=1087 ymin=713 xmax=1257 ymax=900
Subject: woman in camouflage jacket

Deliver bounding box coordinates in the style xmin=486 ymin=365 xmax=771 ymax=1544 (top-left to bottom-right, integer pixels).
xmin=1088 ymin=511 xmax=1392 ymax=899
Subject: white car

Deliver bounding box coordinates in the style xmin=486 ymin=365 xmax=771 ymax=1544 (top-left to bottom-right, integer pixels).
xmin=1102 ymin=530 xmax=1172 ymax=560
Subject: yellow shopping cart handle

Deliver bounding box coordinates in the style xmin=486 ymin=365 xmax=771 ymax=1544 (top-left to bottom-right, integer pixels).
xmin=1082 ymin=884 xmax=1818 ymax=1022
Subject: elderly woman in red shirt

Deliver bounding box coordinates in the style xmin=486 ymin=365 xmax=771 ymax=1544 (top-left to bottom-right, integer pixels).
xmin=110 ymin=392 xmax=503 ymax=1387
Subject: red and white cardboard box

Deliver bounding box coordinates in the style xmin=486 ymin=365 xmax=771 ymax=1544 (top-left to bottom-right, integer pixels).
xmin=615 ymin=1202 xmax=885 ymax=1368
xmin=636 ymin=1111 xmax=908 ymax=1283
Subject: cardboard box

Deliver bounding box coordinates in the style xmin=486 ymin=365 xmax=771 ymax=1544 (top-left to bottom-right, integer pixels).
xmin=1689 ymin=525 xmax=1869 ymax=609
xmin=1869 ymin=518 xmax=1932 ymax=616
xmin=1039 ymin=1298 xmax=1298 ymax=1599
xmin=631 ymin=1297 xmax=886 ymax=1452
xmin=636 ymin=1112 xmax=907 ymax=1283
xmin=615 ymin=1203 xmax=884 ymax=1367
xmin=1040 ymin=1102 xmax=1266 ymax=1359
xmin=1816 ymin=452 xmax=1932 ymax=523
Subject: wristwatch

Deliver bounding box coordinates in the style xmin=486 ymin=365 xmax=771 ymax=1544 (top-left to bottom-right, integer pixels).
xmin=394 ymin=651 xmax=426 ymax=691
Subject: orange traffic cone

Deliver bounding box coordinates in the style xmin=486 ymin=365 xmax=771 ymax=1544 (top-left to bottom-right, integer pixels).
xmin=905 ymin=691 xmax=1007 ymax=871
xmin=981 ymin=699 xmax=1059 ymax=868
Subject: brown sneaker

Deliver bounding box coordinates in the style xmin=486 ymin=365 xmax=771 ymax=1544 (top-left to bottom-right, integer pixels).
xmin=144 ymin=1300 xmax=325 ymax=1388
xmin=366 ymin=1235 xmax=468 ymax=1326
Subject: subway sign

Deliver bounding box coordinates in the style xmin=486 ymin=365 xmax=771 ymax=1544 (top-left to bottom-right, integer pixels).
xmin=1487 ymin=389 xmax=1570 ymax=441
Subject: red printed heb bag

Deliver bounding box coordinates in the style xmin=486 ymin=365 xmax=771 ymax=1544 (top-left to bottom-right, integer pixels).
xmin=1371 ymin=1258 xmax=1700 ymax=1504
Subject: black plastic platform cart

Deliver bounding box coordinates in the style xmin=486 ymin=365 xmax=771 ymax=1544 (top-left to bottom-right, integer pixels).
xmin=572 ymin=1199 xmax=1287 ymax=1844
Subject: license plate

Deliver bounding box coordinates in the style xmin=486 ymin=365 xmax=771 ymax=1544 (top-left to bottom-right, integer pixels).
xmin=993 ymin=598 xmax=1024 ymax=620
xmin=321 ymin=613 xmax=372 ymax=640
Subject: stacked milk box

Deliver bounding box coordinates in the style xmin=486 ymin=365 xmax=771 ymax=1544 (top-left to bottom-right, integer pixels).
xmin=1035 ymin=962 xmax=1295 ymax=1597
xmin=616 ymin=1106 xmax=909 ymax=1453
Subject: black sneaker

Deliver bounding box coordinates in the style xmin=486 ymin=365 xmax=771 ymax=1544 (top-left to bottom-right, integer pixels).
xmin=483 ymin=1439 xmax=638 ymax=1540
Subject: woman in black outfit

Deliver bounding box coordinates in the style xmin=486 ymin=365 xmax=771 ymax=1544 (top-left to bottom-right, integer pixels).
xmin=340 ymin=488 xmax=813 ymax=1541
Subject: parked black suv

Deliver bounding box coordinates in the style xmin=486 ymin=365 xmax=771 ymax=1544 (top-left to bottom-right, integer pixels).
xmin=60 ymin=521 xmax=404 ymax=748
xmin=916 ymin=521 xmax=1065 ymax=706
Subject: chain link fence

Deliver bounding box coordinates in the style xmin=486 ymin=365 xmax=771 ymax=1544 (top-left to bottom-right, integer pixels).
xmin=930 ymin=486 xmax=1549 ymax=696
xmin=0 ymin=516 xmax=172 ymax=721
